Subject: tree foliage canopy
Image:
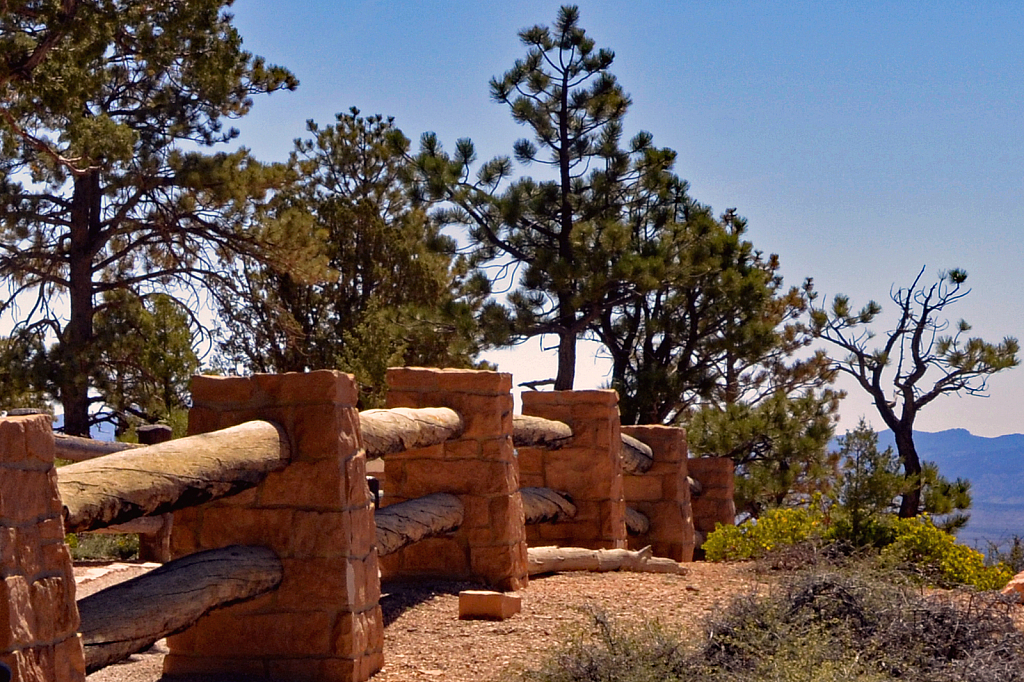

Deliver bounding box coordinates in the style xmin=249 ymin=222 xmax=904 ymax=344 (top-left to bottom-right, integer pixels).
xmin=0 ymin=0 xmax=308 ymax=433
xmin=215 ymin=109 xmax=493 ymax=406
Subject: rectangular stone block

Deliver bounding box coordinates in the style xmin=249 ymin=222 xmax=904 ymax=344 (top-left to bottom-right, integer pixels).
xmin=459 ymin=590 xmax=522 ymax=620
xmin=162 ymin=654 xmax=267 ymax=677
xmin=254 ymin=370 xmax=358 ymax=407
xmin=397 ymin=537 xmax=468 ymax=575
xmin=517 ymin=447 xmax=543 ymax=475
xmin=623 ymin=475 xmax=664 ymax=501
xmin=0 ymin=471 xmax=52 ymax=523
xmin=0 ymin=417 xmax=29 ymax=464
xmin=53 ymin=634 xmax=86 ymax=682
xmin=332 ymin=608 xmax=381 ymax=657
xmin=193 ymin=610 xmax=333 ymax=657
xmin=198 ymin=507 xmax=295 ymax=552
xmin=190 ymin=375 xmax=257 ymax=407
xmin=1 ymin=574 xmax=34 ymax=650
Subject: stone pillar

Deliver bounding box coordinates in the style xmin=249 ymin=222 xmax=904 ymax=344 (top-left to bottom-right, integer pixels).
xmin=688 ymin=456 xmax=736 ymax=552
xmin=382 ymin=368 xmax=527 ymax=591
xmin=520 ymin=390 xmax=626 ymax=550
xmin=0 ymin=415 xmax=85 ymax=682
xmin=136 ymin=424 xmax=174 ymax=563
xmin=621 ymin=425 xmax=694 ymax=562
xmin=165 ymin=371 xmax=382 ymax=682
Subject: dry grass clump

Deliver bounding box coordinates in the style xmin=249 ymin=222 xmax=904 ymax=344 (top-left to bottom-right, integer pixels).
xmin=519 ymin=560 xmax=1024 ymax=682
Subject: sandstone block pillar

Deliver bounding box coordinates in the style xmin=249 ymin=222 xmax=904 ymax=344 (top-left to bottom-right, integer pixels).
xmin=382 ymin=368 xmax=527 ymax=591
xmin=688 ymin=456 xmax=736 ymax=552
xmin=165 ymin=371 xmax=382 ymax=682
xmin=0 ymin=415 xmax=85 ymax=682
xmin=520 ymin=390 xmax=626 ymax=550
xmin=621 ymin=425 xmax=695 ymax=562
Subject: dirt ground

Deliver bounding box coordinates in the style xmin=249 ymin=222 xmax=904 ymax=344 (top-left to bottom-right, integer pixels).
xmin=80 ymin=561 xmax=764 ymax=682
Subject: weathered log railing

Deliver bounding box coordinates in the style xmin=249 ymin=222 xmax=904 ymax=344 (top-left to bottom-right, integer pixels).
xmin=54 ymin=434 xmax=144 ymax=462
xmin=521 ymin=487 xmax=577 ymax=524
xmin=361 ymin=407 xmax=463 ymax=459
xmin=620 ymin=433 xmax=654 ymax=474
xmin=57 ymin=420 xmax=290 ymax=533
xmin=77 ymin=546 xmax=282 ymax=673
xmin=512 ymin=414 xmax=573 ymax=448
xmin=374 ymin=493 xmax=464 ymax=557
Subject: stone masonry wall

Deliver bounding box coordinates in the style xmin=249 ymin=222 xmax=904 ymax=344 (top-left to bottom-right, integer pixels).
xmin=0 ymin=415 xmax=85 ymax=682
xmin=165 ymin=371 xmax=382 ymax=682
xmin=519 ymin=390 xmax=626 ymax=550
xmin=381 ymin=368 xmax=527 ymax=591
xmin=620 ymin=425 xmax=695 ymax=562
xmin=688 ymin=456 xmax=736 ymax=552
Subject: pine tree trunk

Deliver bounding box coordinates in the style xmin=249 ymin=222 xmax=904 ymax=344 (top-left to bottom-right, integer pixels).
xmin=63 ymin=172 xmax=101 ymax=436
xmin=895 ymin=426 xmax=922 ymax=518
xmin=554 ymin=327 xmax=576 ymax=390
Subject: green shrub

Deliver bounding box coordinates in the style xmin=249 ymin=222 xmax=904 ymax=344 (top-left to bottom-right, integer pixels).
xmin=881 ymin=516 xmax=1013 ymax=590
xmin=823 ymin=510 xmax=898 ymax=549
xmin=704 ymin=506 xmax=823 ymax=561
xmin=66 ymin=533 xmax=139 ymax=561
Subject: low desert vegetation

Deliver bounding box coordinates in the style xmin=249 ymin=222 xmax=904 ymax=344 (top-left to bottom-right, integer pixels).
xmin=520 ymin=560 xmax=1024 ymax=682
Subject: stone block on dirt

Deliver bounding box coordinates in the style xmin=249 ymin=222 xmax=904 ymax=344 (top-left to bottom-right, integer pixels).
xmin=458 ymin=590 xmax=521 ymax=620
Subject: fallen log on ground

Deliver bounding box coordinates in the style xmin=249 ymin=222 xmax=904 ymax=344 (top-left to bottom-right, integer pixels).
xmin=375 ymin=493 xmax=464 ymax=557
xmin=527 ymin=545 xmax=686 ymax=575
xmin=360 ymin=407 xmax=463 ymax=459
xmin=620 ymin=434 xmax=654 ymax=474
xmin=513 ymin=415 xmax=573 ymax=448
xmin=624 ymin=507 xmax=650 ymax=535
xmin=54 ymin=434 xmax=144 ymax=462
xmin=77 ymin=545 xmax=282 ymax=673
xmin=58 ymin=420 xmax=290 ymax=533
xmin=521 ymin=487 xmax=577 ymax=524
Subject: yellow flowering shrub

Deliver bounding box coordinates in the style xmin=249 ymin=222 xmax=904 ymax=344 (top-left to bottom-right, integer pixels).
xmin=881 ymin=515 xmax=1013 ymax=590
xmin=704 ymin=506 xmax=823 ymax=561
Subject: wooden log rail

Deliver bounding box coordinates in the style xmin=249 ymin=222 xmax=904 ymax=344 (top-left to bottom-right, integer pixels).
xmin=620 ymin=433 xmax=654 ymax=474
xmin=77 ymin=545 xmax=282 ymax=673
xmin=512 ymin=415 xmax=572 ymax=448
xmin=360 ymin=407 xmax=463 ymax=459
xmin=624 ymin=507 xmax=650 ymax=535
xmin=521 ymin=487 xmax=577 ymax=524
xmin=375 ymin=493 xmax=464 ymax=557
xmin=57 ymin=420 xmax=290 ymax=533
xmin=54 ymin=434 xmax=144 ymax=462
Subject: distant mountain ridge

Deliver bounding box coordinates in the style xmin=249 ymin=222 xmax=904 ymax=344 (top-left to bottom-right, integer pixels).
xmin=868 ymin=429 xmax=1024 ymax=547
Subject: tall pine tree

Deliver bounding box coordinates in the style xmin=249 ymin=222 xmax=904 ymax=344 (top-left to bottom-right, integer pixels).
xmin=414 ymin=5 xmax=672 ymax=389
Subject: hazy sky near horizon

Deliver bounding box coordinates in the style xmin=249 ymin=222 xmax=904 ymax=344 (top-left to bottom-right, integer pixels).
xmin=224 ymin=0 xmax=1024 ymax=437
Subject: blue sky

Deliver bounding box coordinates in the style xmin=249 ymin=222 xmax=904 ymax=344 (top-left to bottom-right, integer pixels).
xmin=226 ymin=1 xmax=1024 ymax=437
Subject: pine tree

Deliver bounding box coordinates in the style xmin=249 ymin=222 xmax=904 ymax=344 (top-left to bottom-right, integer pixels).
xmin=413 ymin=5 xmax=672 ymax=389
xmin=813 ymin=267 xmax=1017 ymax=517
xmin=215 ymin=109 xmax=493 ymax=405
xmin=0 ymin=0 xmax=308 ymax=434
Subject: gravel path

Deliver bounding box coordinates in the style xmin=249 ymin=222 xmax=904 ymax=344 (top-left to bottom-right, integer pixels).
xmin=79 ymin=561 xmax=764 ymax=682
